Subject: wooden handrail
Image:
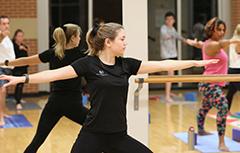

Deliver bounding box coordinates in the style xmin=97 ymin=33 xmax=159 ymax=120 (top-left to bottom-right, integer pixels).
xmin=135 ymin=74 xmax=240 ymax=83
xmin=133 ymin=74 xmax=240 ymax=111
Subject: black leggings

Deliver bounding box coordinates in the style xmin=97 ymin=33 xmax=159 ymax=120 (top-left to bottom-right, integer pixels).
xmin=226 ymin=68 xmax=240 ymax=111
xmin=14 ymin=83 xmax=24 ymax=104
xmin=71 ymin=130 xmax=153 ymax=153
xmin=24 ymin=92 xmax=89 ymax=153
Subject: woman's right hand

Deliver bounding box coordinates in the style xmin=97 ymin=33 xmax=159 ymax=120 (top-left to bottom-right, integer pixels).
xmin=0 ymin=75 xmax=25 ymax=87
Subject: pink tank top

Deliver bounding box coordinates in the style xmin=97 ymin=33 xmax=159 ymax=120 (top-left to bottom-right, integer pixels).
xmin=202 ymin=40 xmax=228 ymax=86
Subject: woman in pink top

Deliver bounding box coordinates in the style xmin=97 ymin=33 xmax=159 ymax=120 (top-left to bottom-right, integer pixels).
xmin=190 ymin=17 xmax=240 ymax=152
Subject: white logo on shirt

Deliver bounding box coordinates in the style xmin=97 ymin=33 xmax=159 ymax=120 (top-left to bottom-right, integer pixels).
xmin=96 ymin=70 xmax=108 ymax=76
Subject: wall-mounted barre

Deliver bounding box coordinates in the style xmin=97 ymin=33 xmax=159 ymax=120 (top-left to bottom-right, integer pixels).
xmin=134 ymin=74 xmax=240 ymax=111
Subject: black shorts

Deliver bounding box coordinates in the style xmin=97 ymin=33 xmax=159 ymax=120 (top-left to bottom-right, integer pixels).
xmin=0 ymin=67 xmax=12 ymax=87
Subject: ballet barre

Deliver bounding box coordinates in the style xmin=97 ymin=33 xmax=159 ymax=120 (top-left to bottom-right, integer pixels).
xmin=134 ymin=74 xmax=240 ymax=111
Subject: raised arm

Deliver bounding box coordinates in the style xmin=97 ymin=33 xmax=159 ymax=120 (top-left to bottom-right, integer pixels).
xmin=137 ymin=59 xmax=218 ymax=74
xmin=0 ymin=54 xmax=41 ymax=67
xmin=0 ymin=65 xmax=78 ymax=87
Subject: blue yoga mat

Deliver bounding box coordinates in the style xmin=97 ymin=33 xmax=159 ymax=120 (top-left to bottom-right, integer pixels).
xmin=0 ymin=114 xmax=32 ymax=128
xmin=174 ymin=132 xmax=240 ymax=153
xmin=233 ymin=112 xmax=240 ymax=118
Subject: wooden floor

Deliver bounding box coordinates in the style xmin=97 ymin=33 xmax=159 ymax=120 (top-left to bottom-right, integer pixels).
xmin=1 ymin=90 xmax=240 ymax=153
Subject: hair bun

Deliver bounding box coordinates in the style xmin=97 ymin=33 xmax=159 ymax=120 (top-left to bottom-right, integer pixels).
xmin=92 ymin=23 xmax=101 ymax=37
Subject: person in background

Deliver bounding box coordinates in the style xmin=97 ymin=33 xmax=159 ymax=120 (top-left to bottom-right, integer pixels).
xmin=192 ymin=14 xmax=206 ymax=60
xmin=226 ymin=24 xmax=240 ymax=116
xmin=160 ymin=11 xmax=194 ymax=102
xmin=0 ymin=23 xmax=90 ymax=152
xmin=0 ymin=15 xmax=15 ymax=126
xmin=12 ymin=29 xmax=29 ymax=110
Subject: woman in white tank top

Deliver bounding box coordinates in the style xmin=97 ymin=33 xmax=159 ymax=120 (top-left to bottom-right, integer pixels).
xmin=226 ymin=24 xmax=240 ymax=115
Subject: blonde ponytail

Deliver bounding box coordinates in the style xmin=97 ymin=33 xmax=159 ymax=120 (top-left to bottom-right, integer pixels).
xmin=53 ymin=27 xmax=66 ymax=59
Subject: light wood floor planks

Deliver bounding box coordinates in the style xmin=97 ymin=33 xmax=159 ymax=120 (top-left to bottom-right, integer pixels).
xmin=1 ymin=90 xmax=240 ymax=153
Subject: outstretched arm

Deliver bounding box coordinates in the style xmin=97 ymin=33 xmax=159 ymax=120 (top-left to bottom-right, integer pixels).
xmin=0 ymin=54 xmax=41 ymax=67
xmin=0 ymin=65 xmax=78 ymax=87
xmin=185 ymin=39 xmax=204 ymax=49
xmin=137 ymin=59 xmax=218 ymax=74
xmin=205 ymin=39 xmax=240 ymax=56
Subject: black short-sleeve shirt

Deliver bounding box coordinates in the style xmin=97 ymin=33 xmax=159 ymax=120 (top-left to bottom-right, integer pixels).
xmin=71 ymin=55 xmax=142 ymax=133
xmin=39 ymin=47 xmax=86 ymax=92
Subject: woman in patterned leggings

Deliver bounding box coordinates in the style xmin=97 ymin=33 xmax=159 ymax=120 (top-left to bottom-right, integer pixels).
xmin=189 ymin=17 xmax=240 ymax=152
xmin=198 ymin=83 xmax=228 ymax=137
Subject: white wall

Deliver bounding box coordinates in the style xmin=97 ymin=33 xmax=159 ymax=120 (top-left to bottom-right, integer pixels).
xmin=218 ymin=0 xmax=231 ymax=38
xmin=122 ymin=0 xmax=149 ymax=146
xmin=37 ymin=0 xmax=50 ymax=91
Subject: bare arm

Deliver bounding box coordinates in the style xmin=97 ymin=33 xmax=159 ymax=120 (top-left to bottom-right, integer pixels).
xmin=205 ymin=39 xmax=240 ymax=56
xmin=185 ymin=39 xmax=204 ymax=49
xmin=0 ymin=65 xmax=78 ymax=87
xmin=0 ymin=54 xmax=42 ymax=67
xmin=137 ymin=59 xmax=218 ymax=74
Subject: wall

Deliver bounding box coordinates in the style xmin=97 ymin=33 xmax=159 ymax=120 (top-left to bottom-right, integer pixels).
xmin=218 ymin=0 xmax=231 ymax=38
xmin=231 ymin=0 xmax=240 ymax=35
xmin=37 ymin=0 xmax=49 ymax=92
xmin=123 ymin=0 xmax=149 ymax=146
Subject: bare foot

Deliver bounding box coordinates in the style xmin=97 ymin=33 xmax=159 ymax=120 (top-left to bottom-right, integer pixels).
xmin=3 ymin=114 xmax=11 ymax=118
xmin=16 ymin=104 xmax=23 ymax=110
xmin=219 ymin=144 xmax=229 ymax=152
xmin=198 ymin=130 xmax=212 ymax=136
xmin=166 ymin=97 xmax=174 ymax=103
xmin=170 ymin=92 xmax=177 ymax=97
xmin=0 ymin=118 xmax=5 ymax=126
xmin=227 ymin=111 xmax=233 ymax=116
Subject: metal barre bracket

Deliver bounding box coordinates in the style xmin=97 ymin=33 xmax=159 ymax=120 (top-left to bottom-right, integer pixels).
xmin=134 ymin=78 xmax=144 ymax=111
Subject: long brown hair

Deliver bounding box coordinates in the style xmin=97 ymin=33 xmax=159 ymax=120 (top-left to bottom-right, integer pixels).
xmin=86 ymin=22 xmax=123 ymax=56
xmin=204 ymin=17 xmax=226 ymax=39
xmin=12 ymin=29 xmax=24 ymax=43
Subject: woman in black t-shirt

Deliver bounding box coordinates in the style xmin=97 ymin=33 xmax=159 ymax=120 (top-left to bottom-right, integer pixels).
xmin=0 ymin=24 xmax=89 ymax=153
xmin=0 ymin=23 xmax=218 ymax=153
xmin=12 ymin=29 xmax=29 ymax=110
